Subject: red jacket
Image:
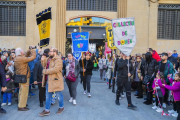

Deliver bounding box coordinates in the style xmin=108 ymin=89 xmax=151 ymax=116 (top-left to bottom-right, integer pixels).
xmin=152 ymin=50 xmax=161 ymax=62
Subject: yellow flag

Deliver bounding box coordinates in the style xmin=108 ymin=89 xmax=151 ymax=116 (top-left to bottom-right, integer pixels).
xmin=106 ymin=26 xmax=116 ymax=49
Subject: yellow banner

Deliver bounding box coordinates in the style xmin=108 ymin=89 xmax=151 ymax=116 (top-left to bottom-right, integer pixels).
xmin=106 ymin=26 xmax=116 ymax=49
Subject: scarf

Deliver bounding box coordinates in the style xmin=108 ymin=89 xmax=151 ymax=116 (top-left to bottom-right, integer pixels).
xmin=66 ymin=58 xmax=75 ymax=76
xmin=6 ymin=78 xmax=11 ymax=82
xmin=45 ymin=58 xmax=51 ymax=81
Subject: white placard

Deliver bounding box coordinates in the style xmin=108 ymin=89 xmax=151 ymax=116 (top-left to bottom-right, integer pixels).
xmin=112 ymin=17 xmax=137 ymax=56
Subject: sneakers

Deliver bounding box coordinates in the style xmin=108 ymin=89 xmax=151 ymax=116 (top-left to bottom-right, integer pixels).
xmin=39 ymin=110 xmax=50 ymax=116
xmin=69 ymin=97 xmax=73 ymax=103
xmin=172 ymin=112 xmax=178 ymax=117
xmin=152 ymin=106 xmax=158 ymax=110
xmin=1 ymin=103 xmax=6 ymax=107
xmin=0 ymin=108 xmax=6 ymax=114
xmin=73 ymin=100 xmax=76 ymax=105
xmin=162 ymin=103 xmax=166 ymax=109
xmin=57 ymin=107 xmax=65 ymax=114
xmin=121 ymin=95 xmax=125 ymax=98
xmin=156 ymin=108 xmax=163 ymax=113
xmin=128 ymin=104 xmax=137 ymax=110
xmin=8 ymin=103 xmax=11 ymax=106
xmin=83 ymin=91 xmax=87 ymax=95
xmin=87 ymin=93 xmax=91 ymax=97
xmin=115 ymin=100 xmax=120 ymax=105
xmin=119 ymin=97 xmax=122 ymax=100
xmin=168 ymin=109 xmax=176 ymax=114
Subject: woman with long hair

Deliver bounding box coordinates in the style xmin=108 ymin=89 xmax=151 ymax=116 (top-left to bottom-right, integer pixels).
xmin=79 ymin=52 xmax=93 ymax=97
xmin=64 ymin=53 xmax=80 ymax=105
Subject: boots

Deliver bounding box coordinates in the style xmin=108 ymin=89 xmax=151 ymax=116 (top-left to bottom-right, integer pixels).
xmin=108 ymin=79 xmax=111 ymax=89
xmin=112 ymin=78 xmax=115 ymax=93
xmin=115 ymin=94 xmax=120 ymax=105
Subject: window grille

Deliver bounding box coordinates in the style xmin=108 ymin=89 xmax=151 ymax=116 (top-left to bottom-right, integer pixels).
xmin=158 ymin=4 xmax=180 ymax=40
xmin=66 ymin=0 xmax=117 ymax=12
xmin=0 ymin=1 xmax=26 ymax=36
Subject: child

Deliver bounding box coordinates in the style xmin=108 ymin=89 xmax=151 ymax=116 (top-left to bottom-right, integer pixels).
xmin=1 ymin=72 xmax=15 ymax=106
xmin=161 ymin=73 xmax=180 ymax=118
xmin=152 ymin=72 xmax=166 ymax=113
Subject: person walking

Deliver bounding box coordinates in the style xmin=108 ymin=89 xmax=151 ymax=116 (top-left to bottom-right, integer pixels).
xmin=14 ymin=47 xmax=36 ymax=111
xmin=79 ymin=52 xmax=93 ymax=97
xmin=39 ymin=48 xmax=64 ymax=116
xmin=114 ymin=53 xmax=136 ymax=109
xmin=64 ymin=53 xmax=80 ymax=105
xmin=106 ymin=56 xmax=113 ymax=89
xmin=0 ymin=63 xmax=7 ymax=113
xmin=98 ymin=55 xmax=107 ymax=80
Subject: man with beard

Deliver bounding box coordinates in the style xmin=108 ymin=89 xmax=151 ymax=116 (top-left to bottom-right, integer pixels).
xmin=39 ymin=48 xmax=64 ymax=116
xmin=114 ymin=53 xmax=136 ymax=109
xmin=158 ymin=52 xmax=174 ymax=109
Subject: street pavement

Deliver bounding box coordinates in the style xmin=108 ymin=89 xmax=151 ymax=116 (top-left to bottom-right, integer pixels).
xmin=0 ymin=71 xmax=175 ymax=120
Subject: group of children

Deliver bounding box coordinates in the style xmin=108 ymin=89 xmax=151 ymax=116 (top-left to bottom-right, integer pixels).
xmin=152 ymin=66 xmax=180 ymax=119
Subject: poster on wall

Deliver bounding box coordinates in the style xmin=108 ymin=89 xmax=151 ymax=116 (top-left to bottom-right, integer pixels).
xmin=36 ymin=7 xmax=52 ymax=47
xmin=112 ymin=17 xmax=137 ymax=56
xmin=71 ymin=32 xmax=89 ymax=52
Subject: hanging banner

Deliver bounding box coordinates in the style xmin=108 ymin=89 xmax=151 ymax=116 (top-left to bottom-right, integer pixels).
xmin=89 ymin=43 xmax=96 ymax=53
xmin=73 ymin=51 xmax=82 ymax=61
xmin=36 ymin=7 xmax=52 ymax=47
xmin=112 ymin=17 xmax=137 ymax=56
xmin=72 ymin=32 xmax=89 ymax=52
xmin=105 ymin=26 xmax=117 ymax=49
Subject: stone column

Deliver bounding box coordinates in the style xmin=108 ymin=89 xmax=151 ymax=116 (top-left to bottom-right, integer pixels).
xmin=56 ymin=0 xmax=66 ymax=56
xmin=116 ymin=0 xmax=127 ymax=55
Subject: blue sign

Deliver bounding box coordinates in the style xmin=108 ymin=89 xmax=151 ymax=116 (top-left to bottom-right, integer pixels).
xmin=72 ymin=32 xmax=89 ymax=52
xmin=73 ymin=52 xmax=82 ymax=61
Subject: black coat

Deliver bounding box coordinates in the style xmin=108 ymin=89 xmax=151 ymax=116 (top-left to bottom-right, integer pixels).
xmin=114 ymin=58 xmax=134 ymax=80
xmin=144 ymin=58 xmax=158 ymax=77
xmin=5 ymin=79 xmax=15 ymax=93
xmin=33 ymin=61 xmax=43 ymax=85
xmin=0 ymin=63 xmax=6 ymax=87
xmin=79 ymin=59 xmax=93 ymax=76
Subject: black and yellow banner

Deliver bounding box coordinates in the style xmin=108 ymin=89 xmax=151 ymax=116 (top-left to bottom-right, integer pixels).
xmin=106 ymin=26 xmax=117 ymax=49
xmin=36 ymin=7 xmax=52 ymax=47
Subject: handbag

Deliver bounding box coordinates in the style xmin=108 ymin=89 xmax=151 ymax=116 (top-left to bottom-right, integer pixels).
xmin=67 ymin=71 xmax=76 ymax=82
xmin=142 ymin=75 xmax=151 ymax=85
xmin=94 ymin=63 xmax=97 ymax=68
xmin=14 ymin=66 xmax=28 ymax=83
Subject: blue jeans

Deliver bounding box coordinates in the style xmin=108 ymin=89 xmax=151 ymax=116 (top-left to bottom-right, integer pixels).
xmin=3 ymin=93 xmax=12 ymax=103
xmin=29 ymin=72 xmax=33 ymax=94
xmin=45 ymin=84 xmax=64 ymax=110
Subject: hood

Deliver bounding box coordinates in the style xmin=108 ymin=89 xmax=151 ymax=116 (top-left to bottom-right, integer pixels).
xmin=152 ymin=50 xmax=158 ymax=55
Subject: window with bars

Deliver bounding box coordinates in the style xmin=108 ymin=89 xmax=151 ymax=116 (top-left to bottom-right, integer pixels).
xmin=157 ymin=4 xmax=180 ymax=40
xmin=66 ymin=0 xmax=117 ymax=12
xmin=0 ymin=2 xmax=26 ymax=36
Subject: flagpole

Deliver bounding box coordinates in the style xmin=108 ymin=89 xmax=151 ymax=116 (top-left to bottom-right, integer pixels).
xmin=128 ymin=59 xmax=130 ymax=82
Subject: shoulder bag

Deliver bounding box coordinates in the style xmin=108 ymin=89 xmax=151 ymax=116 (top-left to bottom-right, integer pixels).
xmin=14 ymin=66 xmax=28 ymax=83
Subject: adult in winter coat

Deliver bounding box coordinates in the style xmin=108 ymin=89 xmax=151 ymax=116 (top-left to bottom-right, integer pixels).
xmin=98 ymin=55 xmax=107 ymax=80
xmin=106 ymin=57 xmax=113 ymax=89
xmin=148 ymin=48 xmax=161 ymax=62
xmin=79 ymin=52 xmax=93 ymax=97
xmin=172 ymin=50 xmax=178 ymax=58
xmin=33 ymin=57 xmax=45 ymax=107
xmin=168 ymin=51 xmax=178 ymax=69
xmin=39 ymin=48 xmax=64 ymax=117
xmin=14 ymin=47 xmax=36 ymax=111
xmin=114 ymin=53 xmax=136 ymax=109
xmin=0 ymin=63 xmax=7 ymax=113
xmin=143 ymin=52 xmax=158 ymax=105
xmin=64 ymin=53 xmax=80 ymax=105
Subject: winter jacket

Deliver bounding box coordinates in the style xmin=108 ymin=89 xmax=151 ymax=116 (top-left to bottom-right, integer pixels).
xmin=42 ymin=55 xmax=64 ymax=92
xmin=152 ymin=79 xmax=166 ymax=96
xmin=172 ymin=53 xmax=178 ymax=58
xmin=106 ymin=60 xmax=113 ymax=79
xmin=64 ymin=59 xmax=80 ymax=78
xmin=160 ymin=82 xmax=180 ymax=101
xmin=5 ymin=79 xmax=15 ymax=93
xmin=79 ymin=59 xmax=93 ymax=76
xmin=98 ymin=59 xmax=106 ymax=69
xmin=158 ymin=60 xmax=174 ymax=84
xmin=144 ymin=58 xmax=158 ymax=77
xmin=0 ymin=63 xmax=6 ymax=87
xmin=168 ymin=56 xmax=178 ymax=69
xmin=14 ymin=49 xmax=36 ymax=78
xmin=114 ymin=58 xmax=134 ymax=80
xmin=152 ymin=50 xmax=161 ymax=62
xmin=33 ymin=61 xmax=43 ymax=84
xmin=132 ymin=61 xmax=144 ymax=81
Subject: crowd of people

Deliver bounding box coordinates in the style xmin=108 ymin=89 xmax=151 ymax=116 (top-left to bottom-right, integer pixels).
xmin=0 ymin=47 xmax=180 ymax=119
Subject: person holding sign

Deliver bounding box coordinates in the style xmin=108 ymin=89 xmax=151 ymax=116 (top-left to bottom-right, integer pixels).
xmin=114 ymin=53 xmax=137 ymax=109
